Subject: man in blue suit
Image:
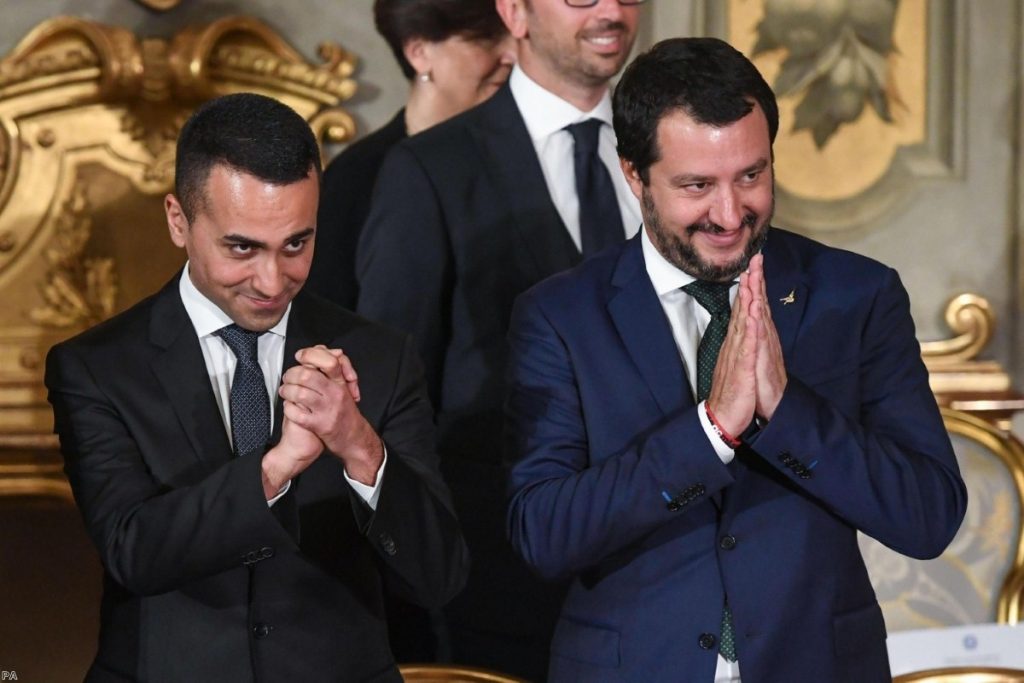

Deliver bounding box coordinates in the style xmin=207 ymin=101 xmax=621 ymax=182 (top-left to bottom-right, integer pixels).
xmin=505 ymin=37 xmax=967 ymax=682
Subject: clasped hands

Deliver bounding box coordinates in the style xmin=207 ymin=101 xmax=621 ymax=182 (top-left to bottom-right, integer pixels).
xmin=706 ymin=253 xmax=787 ymax=439
xmin=261 ymin=345 xmax=382 ymax=499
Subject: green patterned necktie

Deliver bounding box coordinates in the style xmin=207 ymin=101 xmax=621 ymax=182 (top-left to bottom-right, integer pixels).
xmin=681 ymin=279 xmax=738 ymax=662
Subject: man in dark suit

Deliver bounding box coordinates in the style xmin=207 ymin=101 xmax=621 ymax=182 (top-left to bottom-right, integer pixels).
xmin=505 ymin=38 xmax=968 ymax=682
xmin=356 ymin=0 xmax=646 ymax=677
xmin=45 ymin=93 xmax=468 ymax=682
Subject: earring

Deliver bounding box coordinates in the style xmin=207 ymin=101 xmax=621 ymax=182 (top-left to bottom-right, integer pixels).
xmin=416 ymin=71 xmax=432 ymax=83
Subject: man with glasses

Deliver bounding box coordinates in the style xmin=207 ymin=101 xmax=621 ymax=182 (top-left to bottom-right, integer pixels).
xmin=356 ymin=0 xmax=646 ymax=678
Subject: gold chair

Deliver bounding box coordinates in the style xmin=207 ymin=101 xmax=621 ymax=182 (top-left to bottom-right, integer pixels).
xmin=859 ymin=407 xmax=1024 ymax=631
xmin=399 ymin=664 xmax=530 ymax=683
xmin=893 ymin=667 xmax=1024 ymax=682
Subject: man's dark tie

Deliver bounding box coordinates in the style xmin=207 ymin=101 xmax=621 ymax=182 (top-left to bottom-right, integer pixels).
xmin=566 ymin=119 xmax=625 ymax=257
xmin=216 ymin=324 xmax=270 ymax=458
xmin=681 ymin=279 xmax=738 ymax=662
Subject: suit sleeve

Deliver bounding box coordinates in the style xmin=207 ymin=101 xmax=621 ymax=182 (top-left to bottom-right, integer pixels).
xmin=45 ymin=343 xmax=295 ymax=596
xmin=363 ymin=334 xmax=470 ymax=606
xmin=356 ymin=144 xmax=453 ymax=407
xmin=749 ymin=268 xmax=967 ymax=559
xmin=505 ymin=292 xmax=734 ymax=581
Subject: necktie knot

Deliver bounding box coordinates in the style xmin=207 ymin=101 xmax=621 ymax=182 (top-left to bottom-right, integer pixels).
xmin=216 ymin=324 xmax=262 ymax=364
xmin=566 ymin=118 xmax=603 ymax=160
xmin=682 ymin=280 xmax=733 ymax=316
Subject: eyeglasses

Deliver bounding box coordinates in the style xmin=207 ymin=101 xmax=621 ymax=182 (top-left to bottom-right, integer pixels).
xmin=564 ymin=0 xmax=647 ymax=6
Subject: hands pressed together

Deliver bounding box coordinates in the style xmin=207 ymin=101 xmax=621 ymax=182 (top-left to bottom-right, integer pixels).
xmin=261 ymin=345 xmax=383 ymax=499
xmin=706 ymin=253 xmax=787 ymax=439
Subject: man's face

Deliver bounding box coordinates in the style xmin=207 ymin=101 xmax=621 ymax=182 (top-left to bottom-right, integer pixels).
xmin=623 ymin=105 xmax=774 ymax=282
xmin=518 ymin=0 xmax=640 ymax=91
xmin=165 ymin=164 xmax=318 ymax=331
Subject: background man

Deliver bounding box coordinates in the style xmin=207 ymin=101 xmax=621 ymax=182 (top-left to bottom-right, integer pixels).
xmin=505 ymin=38 xmax=967 ymax=682
xmin=356 ymin=0 xmax=646 ymax=677
xmin=46 ymin=93 xmax=467 ymax=682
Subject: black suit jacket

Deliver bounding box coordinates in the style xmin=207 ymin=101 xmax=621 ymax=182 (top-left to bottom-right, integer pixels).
xmin=307 ymin=109 xmax=408 ymax=310
xmin=356 ymin=82 xmax=580 ymax=678
xmin=45 ymin=278 xmax=469 ymax=682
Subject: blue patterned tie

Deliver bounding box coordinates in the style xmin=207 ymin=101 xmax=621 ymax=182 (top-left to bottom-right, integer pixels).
xmin=566 ymin=119 xmax=625 ymax=256
xmin=681 ymin=279 xmax=738 ymax=662
xmin=216 ymin=324 xmax=270 ymax=458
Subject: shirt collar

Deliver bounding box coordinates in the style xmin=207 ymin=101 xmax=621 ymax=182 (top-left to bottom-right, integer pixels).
xmin=178 ymin=263 xmax=290 ymax=339
xmin=509 ymin=64 xmax=614 ymax=141
xmin=641 ymin=225 xmax=698 ymax=297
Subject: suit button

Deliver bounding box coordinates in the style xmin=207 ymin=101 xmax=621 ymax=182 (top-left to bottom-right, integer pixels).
xmin=253 ymin=623 xmax=272 ymax=639
xmin=698 ymin=633 xmax=717 ymax=650
xmin=720 ymin=534 xmax=737 ymax=550
xmin=259 ymin=546 xmax=275 ymax=559
xmin=378 ymin=532 xmax=398 ymax=556
xmin=695 ymin=484 xmax=706 ymax=496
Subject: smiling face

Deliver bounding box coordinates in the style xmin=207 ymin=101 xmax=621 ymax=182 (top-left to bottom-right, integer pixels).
xmin=165 ymin=164 xmax=319 ymax=331
xmin=623 ymin=104 xmax=774 ymax=282
xmin=501 ymin=0 xmax=640 ymax=106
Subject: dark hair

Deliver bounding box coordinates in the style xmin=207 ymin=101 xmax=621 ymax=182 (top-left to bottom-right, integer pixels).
xmin=613 ymin=37 xmax=779 ymax=183
xmin=374 ymin=0 xmax=508 ymax=80
xmin=174 ymin=92 xmax=321 ymax=222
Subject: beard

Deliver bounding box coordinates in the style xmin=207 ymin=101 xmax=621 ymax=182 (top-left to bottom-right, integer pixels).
xmin=643 ymin=187 xmax=771 ymax=282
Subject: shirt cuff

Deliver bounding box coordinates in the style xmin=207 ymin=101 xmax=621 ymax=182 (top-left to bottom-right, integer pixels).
xmin=698 ymin=400 xmax=735 ymax=464
xmin=344 ymin=446 xmax=387 ymax=510
xmin=267 ymin=480 xmax=291 ymax=507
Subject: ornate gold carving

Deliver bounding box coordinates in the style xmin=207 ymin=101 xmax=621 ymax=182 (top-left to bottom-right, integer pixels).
xmin=894 ymin=667 xmax=1024 ymax=683
xmin=922 ymin=294 xmax=995 ymax=365
xmin=0 ymin=462 xmax=72 ymax=501
xmin=29 ymin=183 xmax=117 ymax=329
xmin=922 ymin=294 xmax=1014 ymax=406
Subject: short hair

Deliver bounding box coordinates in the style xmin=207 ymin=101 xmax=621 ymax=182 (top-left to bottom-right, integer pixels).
xmin=174 ymin=93 xmax=321 ymax=222
xmin=613 ymin=37 xmax=779 ymax=183
xmin=374 ymin=0 xmax=508 ymax=80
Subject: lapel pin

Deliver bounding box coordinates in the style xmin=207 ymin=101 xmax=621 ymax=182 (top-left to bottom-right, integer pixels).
xmin=780 ymin=289 xmax=796 ymax=305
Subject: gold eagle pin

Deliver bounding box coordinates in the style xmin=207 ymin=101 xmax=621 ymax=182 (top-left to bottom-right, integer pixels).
xmin=780 ymin=289 xmax=796 ymax=305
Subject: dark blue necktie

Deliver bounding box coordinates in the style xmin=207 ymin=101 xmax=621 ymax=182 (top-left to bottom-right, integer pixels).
xmin=681 ymin=279 xmax=738 ymax=662
xmin=215 ymin=324 xmax=270 ymax=458
xmin=567 ymin=119 xmax=625 ymax=257
xmin=681 ymin=280 xmax=734 ymax=402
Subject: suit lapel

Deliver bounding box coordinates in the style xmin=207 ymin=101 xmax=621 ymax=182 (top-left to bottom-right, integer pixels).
xmin=607 ymin=236 xmax=692 ymax=416
xmin=273 ymin=293 xmax=320 ymax=443
xmin=148 ymin=277 xmax=234 ymax=470
xmin=468 ymin=83 xmax=581 ymax=279
xmin=761 ymin=230 xmax=808 ymax=360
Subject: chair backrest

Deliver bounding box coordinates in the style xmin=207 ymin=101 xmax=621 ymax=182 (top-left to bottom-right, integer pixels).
xmin=893 ymin=667 xmax=1024 ymax=682
xmin=398 ymin=664 xmax=529 ymax=683
xmin=859 ymin=408 xmax=1024 ymax=631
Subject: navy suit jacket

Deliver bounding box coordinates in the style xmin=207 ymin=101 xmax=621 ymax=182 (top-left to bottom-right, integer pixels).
xmin=357 ymin=82 xmax=579 ymax=677
xmin=505 ymin=229 xmax=967 ymax=683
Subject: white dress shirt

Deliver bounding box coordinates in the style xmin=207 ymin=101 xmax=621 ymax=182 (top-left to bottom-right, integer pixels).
xmin=178 ymin=266 xmax=383 ymax=508
xmin=509 ymin=65 xmax=642 ymax=249
xmin=641 ymin=229 xmax=743 ymax=683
